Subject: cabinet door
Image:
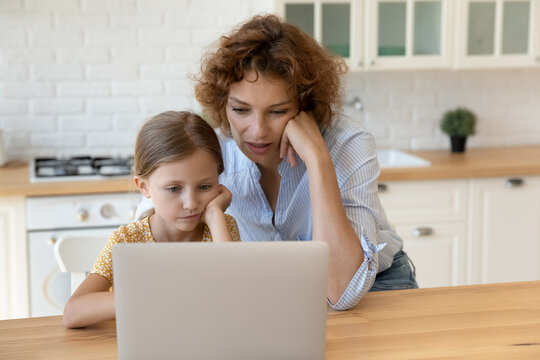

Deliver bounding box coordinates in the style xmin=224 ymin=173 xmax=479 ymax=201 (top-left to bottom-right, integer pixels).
xmin=395 ymin=223 xmax=467 ymax=287
xmin=277 ymin=0 xmax=363 ymax=70
xmin=378 ymin=179 xmax=468 ymax=287
xmin=366 ymin=0 xmax=454 ymax=70
xmin=470 ymin=176 xmax=540 ymax=284
xmin=0 ymin=197 xmax=29 ymax=319
xmin=456 ymin=0 xmax=540 ymax=68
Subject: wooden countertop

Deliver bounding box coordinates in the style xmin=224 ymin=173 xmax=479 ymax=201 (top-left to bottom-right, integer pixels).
xmin=379 ymin=145 xmax=540 ymax=181
xmin=2 ymin=146 xmax=540 ymax=196
xmin=1 ymin=281 xmax=539 ymax=359
xmin=0 ymin=161 xmax=134 ymax=197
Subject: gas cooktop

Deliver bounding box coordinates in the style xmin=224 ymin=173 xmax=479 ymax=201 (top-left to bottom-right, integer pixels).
xmin=30 ymin=156 xmax=134 ymax=182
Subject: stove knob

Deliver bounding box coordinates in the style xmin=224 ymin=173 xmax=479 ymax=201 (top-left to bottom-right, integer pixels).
xmin=77 ymin=208 xmax=89 ymax=221
xmin=100 ymin=204 xmax=116 ymax=219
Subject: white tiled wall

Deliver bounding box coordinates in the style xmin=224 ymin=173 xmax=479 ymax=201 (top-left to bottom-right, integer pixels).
xmin=1 ymin=0 xmax=540 ymax=161
xmin=344 ymin=69 xmax=540 ymax=150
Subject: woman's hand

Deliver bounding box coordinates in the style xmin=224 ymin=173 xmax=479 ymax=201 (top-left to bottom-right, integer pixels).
xmin=201 ymin=184 xmax=232 ymax=225
xmin=279 ymin=111 xmax=328 ymax=168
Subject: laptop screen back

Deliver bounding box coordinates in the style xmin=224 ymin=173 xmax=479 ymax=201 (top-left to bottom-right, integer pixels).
xmin=113 ymin=241 xmax=329 ymax=360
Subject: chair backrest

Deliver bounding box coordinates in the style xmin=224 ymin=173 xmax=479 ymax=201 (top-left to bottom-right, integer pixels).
xmin=53 ymin=236 xmax=108 ymax=294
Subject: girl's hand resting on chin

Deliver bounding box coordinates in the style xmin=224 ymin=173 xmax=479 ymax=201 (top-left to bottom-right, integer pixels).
xmin=201 ymin=184 xmax=232 ymax=225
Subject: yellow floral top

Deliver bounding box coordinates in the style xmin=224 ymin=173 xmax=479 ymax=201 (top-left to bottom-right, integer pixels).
xmin=91 ymin=215 xmax=241 ymax=284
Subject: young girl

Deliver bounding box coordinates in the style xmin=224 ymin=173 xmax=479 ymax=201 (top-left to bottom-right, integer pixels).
xmin=62 ymin=111 xmax=240 ymax=328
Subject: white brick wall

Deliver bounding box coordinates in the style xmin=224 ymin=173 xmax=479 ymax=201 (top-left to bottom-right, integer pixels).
xmin=0 ymin=0 xmax=273 ymax=160
xmin=0 ymin=0 xmax=539 ymax=162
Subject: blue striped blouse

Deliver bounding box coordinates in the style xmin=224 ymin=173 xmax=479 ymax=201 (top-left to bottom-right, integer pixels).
xmin=218 ymin=116 xmax=402 ymax=310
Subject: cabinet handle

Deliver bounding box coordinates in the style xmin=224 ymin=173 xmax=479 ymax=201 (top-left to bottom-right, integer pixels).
xmin=413 ymin=227 xmax=433 ymax=237
xmin=370 ymin=59 xmax=375 ymax=66
xmin=505 ymin=178 xmax=524 ymax=188
xmin=378 ymin=183 xmax=388 ymax=193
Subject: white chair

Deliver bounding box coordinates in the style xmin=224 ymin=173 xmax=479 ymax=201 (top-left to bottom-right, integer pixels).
xmin=53 ymin=236 xmax=108 ymax=294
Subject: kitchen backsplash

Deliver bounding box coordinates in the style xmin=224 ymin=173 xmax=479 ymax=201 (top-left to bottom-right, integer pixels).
xmin=1 ymin=0 xmax=540 ymax=162
xmin=344 ymin=69 xmax=540 ymax=150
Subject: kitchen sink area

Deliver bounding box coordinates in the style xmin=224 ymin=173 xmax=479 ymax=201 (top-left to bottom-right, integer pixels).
xmin=376 ymin=149 xmax=431 ymax=169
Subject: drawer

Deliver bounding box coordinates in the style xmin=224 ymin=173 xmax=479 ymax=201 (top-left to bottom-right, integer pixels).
xmin=395 ymin=222 xmax=467 ymax=287
xmin=378 ymin=179 xmax=468 ymax=224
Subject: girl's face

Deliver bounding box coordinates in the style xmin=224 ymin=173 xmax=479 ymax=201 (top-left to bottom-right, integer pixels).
xmin=135 ymin=149 xmax=220 ymax=234
xmin=226 ymin=71 xmax=298 ymax=170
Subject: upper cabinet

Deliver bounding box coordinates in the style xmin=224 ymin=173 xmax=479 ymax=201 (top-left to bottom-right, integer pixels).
xmin=277 ymin=0 xmax=362 ymax=69
xmin=456 ymin=0 xmax=540 ymax=68
xmin=276 ymin=0 xmax=540 ymax=70
xmin=366 ymin=0 xmax=454 ymax=70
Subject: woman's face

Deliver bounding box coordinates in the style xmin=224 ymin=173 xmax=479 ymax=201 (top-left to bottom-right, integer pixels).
xmin=226 ymin=71 xmax=298 ymax=170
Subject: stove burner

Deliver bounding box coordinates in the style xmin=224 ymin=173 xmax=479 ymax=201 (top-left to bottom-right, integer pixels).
xmin=33 ymin=156 xmax=133 ymax=180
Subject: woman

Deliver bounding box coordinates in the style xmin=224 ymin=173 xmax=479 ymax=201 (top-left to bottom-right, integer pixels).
xmin=140 ymin=14 xmax=417 ymax=310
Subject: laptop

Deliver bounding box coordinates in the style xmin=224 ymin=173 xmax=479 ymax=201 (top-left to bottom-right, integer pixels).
xmin=112 ymin=241 xmax=329 ymax=360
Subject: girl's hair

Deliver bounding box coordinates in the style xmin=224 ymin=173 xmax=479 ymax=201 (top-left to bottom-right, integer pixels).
xmin=134 ymin=111 xmax=224 ymax=179
xmin=194 ymin=14 xmax=348 ymax=136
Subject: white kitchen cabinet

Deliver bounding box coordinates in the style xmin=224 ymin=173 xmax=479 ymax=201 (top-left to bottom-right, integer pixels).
xmin=0 ymin=196 xmax=29 ymax=319
xmin=277 ymin=0 xmax=540 ymax=70
xmin=469 ymin=176 xmax=540 ymax=284
xmin=365 ymin=0 xmax=455 ymax=70
xmin=379 ymin=175 xmax=540 ymax=289
xmin=276 ymin=0 xmax=454 ymax=70
xmin=276 ymin=0 xmax=363 ymax=70
xmin=394 ymin=222 xmax=467 ymax=288
xmin=455 ymin=0 xmax=540 ymax=68
xmin=378 ymin=179 xmax=469 ymax=287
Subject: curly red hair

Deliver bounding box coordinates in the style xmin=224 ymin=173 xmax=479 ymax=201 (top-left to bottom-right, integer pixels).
xmin=194 ymin=14 xmax=348 ymax=136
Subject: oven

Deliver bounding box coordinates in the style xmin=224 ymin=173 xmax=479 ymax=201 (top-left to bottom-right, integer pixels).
xmin=25 ymin=155 xmax=141 ymax=317
xmin=26 ymin=193 xmax=141 ymax=317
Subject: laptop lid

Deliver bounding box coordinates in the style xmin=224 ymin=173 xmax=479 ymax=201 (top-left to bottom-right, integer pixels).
xmin=112 ymin=241 xmax=329 ymax=360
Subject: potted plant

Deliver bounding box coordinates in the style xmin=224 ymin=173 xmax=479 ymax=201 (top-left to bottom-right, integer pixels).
xmin=440 ymin=107 xmax=477 ymax=153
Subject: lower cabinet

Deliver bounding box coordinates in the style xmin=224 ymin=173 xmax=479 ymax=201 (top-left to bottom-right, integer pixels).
xmin=0 ymin=196 xmax=29 ymax=319
xmin=469 ymin=176 xmax=540 ymax=285
xmin=395 ymin=223 xmax=467 ymax=288
xmin=379 ymin=176 xmax=540 ymax=288
xmin=379 ymin=179 xmax=469 ymax=288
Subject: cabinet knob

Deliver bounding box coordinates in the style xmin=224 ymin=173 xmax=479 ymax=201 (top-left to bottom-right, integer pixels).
xmin=413 ymin=226 xmax=433 ymax=237
xmin=76 ymin=208 xmax=89 ymax=221
xmin=378 ymin=183 xmax=388 ymax=193
xmin=505 ymin=178 xmax=524 ymax=188
xmin=100 ymin=204 xmax=116 ymax=218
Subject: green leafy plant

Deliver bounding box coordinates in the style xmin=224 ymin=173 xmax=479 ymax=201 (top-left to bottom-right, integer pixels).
xmin=440 ymin=107 xmax=477 ymax=137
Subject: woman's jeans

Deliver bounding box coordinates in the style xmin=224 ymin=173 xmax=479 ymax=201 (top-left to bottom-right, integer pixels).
xmin=369 ymin=249 xmax=419 ymax=292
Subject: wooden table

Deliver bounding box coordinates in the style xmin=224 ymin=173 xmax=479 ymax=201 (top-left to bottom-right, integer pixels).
xmin=1 ymin=281 xmax=540 ymax=359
